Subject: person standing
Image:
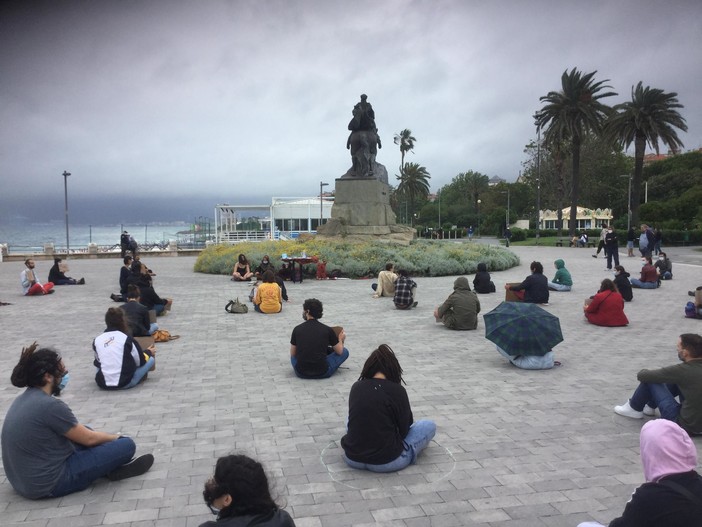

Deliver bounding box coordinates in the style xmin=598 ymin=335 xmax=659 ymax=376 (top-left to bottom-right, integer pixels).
xmin=614 ymin=333 xmax=702 ymax=436
xmin=20 ymin=259 xmax=54 ymax=296
xmin=654 ymin=227 xmax=663 ymax=255
xmin=626 ymin=226 xmax=636 ymax=257
xmin=639 ymin=224 xmax=654 ymax=258
xmin=341 ymin=345 xmax=436 ymax=472
xmin=1 ymin=343 xmax=154 ymax=499
xmin=604 ymin=226 xmax=620 ymax=270
xmin=592 ymin=225 xmax=608 ymax=258
xmin=289 ymin=298 xmax=349 ymax=379
xmin=433 ymin=277 xmax=480 ymax=330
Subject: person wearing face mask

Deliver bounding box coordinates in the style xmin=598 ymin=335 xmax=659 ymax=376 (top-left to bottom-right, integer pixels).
xmin=654 ymin=252 xmax=673 ymax=280
xmin=604 ymin=226 xmax=620 ymax=270
xmin=254 ymin=255 xmax=275 ymax=280
xmin=630 ymin=256 xmax=659 ymax=289
xmin=577 ymin=419 xmax=702 ymax=527
xmin=1 ymin=343 xmax=154 ymax=499
xmin=613 ymin=265 xmax=633 ymax=302
xmin=201 ymin=455 xmax=295 ymax=526
xmin=614 ymin=333 xmax=702 ymax=436
xmin=289 ymin=298 xmax=349 ymax=378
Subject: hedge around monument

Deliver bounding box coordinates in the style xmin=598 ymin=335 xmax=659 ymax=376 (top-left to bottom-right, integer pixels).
xmin=194 ymin=238 xmax=520 ymax=278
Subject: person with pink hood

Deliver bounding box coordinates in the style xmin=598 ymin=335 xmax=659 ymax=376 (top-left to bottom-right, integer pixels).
xmin=577 ymin=419 xmax=702 ymax=526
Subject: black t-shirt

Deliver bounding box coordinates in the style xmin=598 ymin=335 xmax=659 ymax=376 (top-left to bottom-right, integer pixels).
xmin=341 ymin=378 xmax=413 ymax=465
xmin=290 ymin=319 xmax=338 ymax=377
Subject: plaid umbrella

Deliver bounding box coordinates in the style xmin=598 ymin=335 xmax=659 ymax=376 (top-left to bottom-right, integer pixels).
xmin=484 ymin=301 xmax=563 ymax=356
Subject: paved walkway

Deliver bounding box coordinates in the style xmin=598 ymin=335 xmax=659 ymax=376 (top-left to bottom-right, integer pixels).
xmin=1 ymin=244 xmax=700 ymax=527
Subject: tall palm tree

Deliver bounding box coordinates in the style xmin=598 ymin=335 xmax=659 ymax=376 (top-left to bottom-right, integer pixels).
xmin=536 ymin=68 xmax=617 ymax=236
xmin=606 ymin=81 xmax=687 ymax=226
xmin=396 ymin=162 xmax=430 ymax=221
xmin=393 ymin=129 xmax=417 ymax=172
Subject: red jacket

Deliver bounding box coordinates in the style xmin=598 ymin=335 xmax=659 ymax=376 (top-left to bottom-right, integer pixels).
xmin=585 ymin=290 xmax=629 ymax=327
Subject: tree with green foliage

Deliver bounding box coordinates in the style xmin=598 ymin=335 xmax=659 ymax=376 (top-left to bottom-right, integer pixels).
xmin=396 ymin=162 xmax=430 ymax=222
xmin=536 ymin=68 xmax=617 ymax=236
xmin=606 ymin=82 xmax=688 ymax=226
xmin=393 ymin=129 xmax=416 ymax=172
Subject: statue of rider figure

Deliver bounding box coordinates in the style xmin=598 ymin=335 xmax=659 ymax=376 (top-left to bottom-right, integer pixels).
xmin=346 ymin=94 xmax=383 ymax=179
xmin=352 ymin=94 xmax=376 ymax=132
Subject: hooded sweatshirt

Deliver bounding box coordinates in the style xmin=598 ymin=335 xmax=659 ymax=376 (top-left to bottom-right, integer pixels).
xmin=551 ymin=259 xmax=573 ymax=286
xmin=437 ymin=277 xmax=480 ymax=330
xmin=473 ymin=263 xmax=495 ymax=294
xmin=613 ymin=271 xmax=633 ymax=302
xmin=608 ymin=419 xmax=702 ymax=527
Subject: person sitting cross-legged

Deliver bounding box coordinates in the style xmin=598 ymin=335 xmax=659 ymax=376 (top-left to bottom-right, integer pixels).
xmin=372 ymin=262 xmax=397 ymax=298
xmin=48 ymin=257 xmax=84 ymax=286
xmin=253 ymin=270 xmax=282 ymax=313
xmin=341 ymin=344 xmax=436 ymax=473
xmin=290 ymin=298 xmax=349 ymax=379
xmin=631 ymin=256 xmax=659 ymax=289
xmin=433 ymin=277 xmax=480 ymax=330
xmin=393 ymin=269 xmax=418 ymax=309
xmin=0 ymin=343 xmax=154 ymax=499
xmin=583 ymin=278 xmax=629 ymax=327
xmin=547 ymin=259 xmax=573 ymax=291
xmin=120 ymin=285 xmax=158 ymax=336
xmin=20 ymin=258 xmax=54 ymax=296
xmin=93 ymin=308 xmax=156 ymax=390
xmin=614 ymin=333 xmax=702 ymax=436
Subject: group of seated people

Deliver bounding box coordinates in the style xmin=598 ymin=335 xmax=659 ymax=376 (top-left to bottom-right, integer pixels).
xmin=111 ymin=255 xmax=173 ymax=315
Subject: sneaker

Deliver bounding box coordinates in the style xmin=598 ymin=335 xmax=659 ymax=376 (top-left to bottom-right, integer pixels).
xmin=592 ymin=254 xmax=597 ymax=258
xmin=78 ymin=278 xmax=85 ymax=285
xmin=106 ymin=454 xmax=154 ymax=481
xmin=614 ymin=401 xmax=644 ymax=419
xmin=690 ymin=291 xmax=696 ymax=297
xmin=412 ymin=301 xmax=418 ymax=308
xmin=643 ymin=404 xmax=658 ymax=417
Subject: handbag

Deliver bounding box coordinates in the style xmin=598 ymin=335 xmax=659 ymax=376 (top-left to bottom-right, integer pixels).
xmin=152 ymin=329 xmax=180 ymax=342
xmin=225 ymin=297 xmax=248 ymax=314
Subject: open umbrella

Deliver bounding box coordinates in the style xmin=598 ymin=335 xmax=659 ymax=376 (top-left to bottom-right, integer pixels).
xmin=484 ymin=301 xmax=563 ymax=356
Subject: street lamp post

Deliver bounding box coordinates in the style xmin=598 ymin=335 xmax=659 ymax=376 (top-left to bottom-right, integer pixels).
xmin=437 ymin=189 xmax=441 ymax=229
xmin=62 ymin=170 xmax=71 ymax=256
xmin=535 ymin=117 xmax=541 ymax=245
xmin=319 ymin=181 xmax=329 ymax=227
xmin=505 ymin=187 xmax=510 ymax=231
xmin=477 ymin=199 xmax=481 ymax=236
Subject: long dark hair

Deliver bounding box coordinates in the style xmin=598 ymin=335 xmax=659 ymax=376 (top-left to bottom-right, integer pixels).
xmin=203 ymin=455 xmax=279 ymax=518
xmin=359 ymin=344 xmax=404 ymax=384
xmin=599 ymin=278 xmax=618 ymax=293
xmin=238 ymin=254 xmax=248 ymax=265
xmin=10 ymin=342 xmax=62 ymax=388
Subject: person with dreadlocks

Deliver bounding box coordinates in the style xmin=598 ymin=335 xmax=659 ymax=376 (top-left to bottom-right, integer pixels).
xmin=1 ymin=343 xmax=154 ymax=499
xmin=340 ymin=344 xmax=436 ymax=472
xmin=200 ymin=454 xmax=296 ymax=526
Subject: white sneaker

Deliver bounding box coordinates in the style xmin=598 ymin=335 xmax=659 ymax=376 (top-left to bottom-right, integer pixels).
xmin=614 ymin=401 xmax=644 ymax=419
xmin=643 ymin=404 xmax=658 ymax=417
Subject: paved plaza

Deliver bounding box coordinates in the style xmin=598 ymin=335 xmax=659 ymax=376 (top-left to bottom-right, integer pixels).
xmin=1 ymin=242 xmax=701 ymax=527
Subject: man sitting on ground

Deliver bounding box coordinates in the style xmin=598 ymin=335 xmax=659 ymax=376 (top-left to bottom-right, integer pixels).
xmin=290 ymin=298 xmax=349 ymax=379
xmin=614 ymin=333 xmax=702 ymax=436
xmin=120 ymin=285 xmax=158 ymax=336
xmin=434 ymin=277 xmax=480 ymax=330
xmin=20 ymin=259 xmax=54 ymax=296
xmin=1 ymin=343 xmax=154 ymax=498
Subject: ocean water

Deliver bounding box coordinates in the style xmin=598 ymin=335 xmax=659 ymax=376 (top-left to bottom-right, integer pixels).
xmin=0 ymin=222 xmax=195 ymax=254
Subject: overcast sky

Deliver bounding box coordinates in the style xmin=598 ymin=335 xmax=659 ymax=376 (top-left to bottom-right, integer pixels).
xmin=1 ymin=0 xmax=700 ymax=222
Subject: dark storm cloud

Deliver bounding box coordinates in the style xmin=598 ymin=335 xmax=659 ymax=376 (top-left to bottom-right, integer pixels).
xmin=1 ymin=0 xmax=700 ymax=222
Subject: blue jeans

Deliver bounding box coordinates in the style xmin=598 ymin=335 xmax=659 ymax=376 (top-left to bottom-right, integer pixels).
xmin=606 ymin=249 xmax=620 ymax=269
xmin=148 ymin=322 xmax=158 ymax=335
xmin=153 ymin=303 xmax=165 ymax=316
xmin=291 ymin=348 xmax=349 ymax=379
xmin=497 ymin=346 xmax=555 ymax=370
xmin=547 ymin=282 xmax=571 ymax=291
xmin=631 ymin=279 xmax=658 ymax=289
xmin=660 ymin=271 xmax=672 ymax=280
xmin=343 ymin=420 xmax=436 ymax=473
xmin=629 ymin=382 xmax=682 ymax=421
xmin=49 ymin=436 xmax=136 ymax=497
xmin=124 ymin=357 xmax=155 ymax=389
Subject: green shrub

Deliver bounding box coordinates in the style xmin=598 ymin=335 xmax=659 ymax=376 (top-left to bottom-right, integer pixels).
xmin=194 ymin=239 xmax=520 ymax=278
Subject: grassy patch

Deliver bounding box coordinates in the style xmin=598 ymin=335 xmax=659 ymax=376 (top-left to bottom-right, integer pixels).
xmin=194 ymin=239 xmax=520 ymax=278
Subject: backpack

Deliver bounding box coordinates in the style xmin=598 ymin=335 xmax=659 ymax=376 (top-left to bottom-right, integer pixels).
xmin=225 ymin=297 xmax=248 ymax=314
xmin=685 ymin=302 xmax=700 ymax=319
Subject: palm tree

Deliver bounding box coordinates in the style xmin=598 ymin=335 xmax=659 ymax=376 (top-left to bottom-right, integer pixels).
xmin=393 ymin=129 xmax=417 ymax=172
xmin=396 ymin=162 xmax=430 ymax=221
xmin=536 ymin=68 xmax=617 ymax=236
xmin=606 ymin=81 xmax=687 ymax=226
xmin=458 ymin=171 xmax=489 ymax=211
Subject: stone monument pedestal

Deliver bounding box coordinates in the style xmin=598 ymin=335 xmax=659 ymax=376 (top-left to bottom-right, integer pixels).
xmin=317 ymin=178 xmax=415 ymax=245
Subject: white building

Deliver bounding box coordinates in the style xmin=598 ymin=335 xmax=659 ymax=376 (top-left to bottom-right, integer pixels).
xmin=539 ymin=206 xmax=613 ymax=230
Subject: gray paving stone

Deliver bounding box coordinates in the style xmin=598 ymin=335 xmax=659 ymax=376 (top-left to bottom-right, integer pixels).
xmin=1 ymin=244 xmax=701 ymax=526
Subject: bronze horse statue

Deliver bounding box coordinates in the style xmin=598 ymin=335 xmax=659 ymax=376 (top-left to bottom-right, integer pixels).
xmin=346 ymin=106 xmax=381 ymax=178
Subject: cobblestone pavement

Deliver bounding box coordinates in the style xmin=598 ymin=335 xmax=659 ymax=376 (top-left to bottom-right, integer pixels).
xmin=1 ymin=244 xmax=700 ymax=527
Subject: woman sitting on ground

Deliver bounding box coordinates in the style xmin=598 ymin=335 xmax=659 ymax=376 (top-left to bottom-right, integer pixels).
xmin=341 ymin=344 xmax=436 ymax=473
xmin=654 ymin=252 xmax=673 ymax=280
xmin=613 ymin=265 xmax=633 ymax=302
xmin=583 ymin=278 xmax=629 ymax=327
xmin=547 ymin=259 xmax=572 ymax=291
xmin=48 ymin=257 xmax=84 ymax=286
xmin=131 ymin=263 xmax=173 ymax=315
xmin=200 ymin=454 xmax=295 ymax=527
xmin=231 ymin=254 xmax=253 ymax=281
xmin=631 ymin=256 xmax=659 ymax=289
xmin=93 ymin=308 xmax=155 ymax=390
xmin=254 ymin=270 xmax=282 ymax=314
